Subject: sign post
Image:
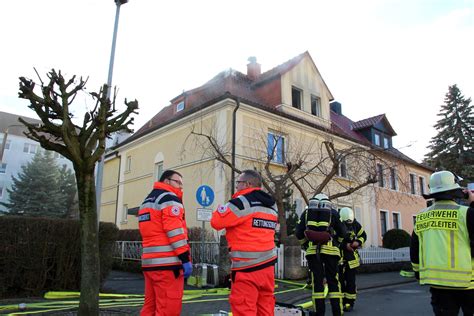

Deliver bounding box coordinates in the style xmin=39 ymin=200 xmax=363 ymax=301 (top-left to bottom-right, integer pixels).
xmin=196 ymin=185 xmax=214 ymax=264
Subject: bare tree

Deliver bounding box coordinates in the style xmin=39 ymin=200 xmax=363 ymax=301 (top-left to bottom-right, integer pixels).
xmin=184 ymin=118 xmax=414 ymax=243
xmin=18 ymin=69 xmax=138 ymax=315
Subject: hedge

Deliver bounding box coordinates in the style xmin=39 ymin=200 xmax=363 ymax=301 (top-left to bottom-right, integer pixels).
xmin=0 ymin=216 xmax=118 ymax=298
xmin=382 ymin=228 xmax=411 ymax=250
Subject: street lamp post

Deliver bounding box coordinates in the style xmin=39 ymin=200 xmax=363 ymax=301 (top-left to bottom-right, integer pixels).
xmin=0 ymin=125 xmax=28 ymax=164
xmin=95 ymin=0 xmax=128 ymax=217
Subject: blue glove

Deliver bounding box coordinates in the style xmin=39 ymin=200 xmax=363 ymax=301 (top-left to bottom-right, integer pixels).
xmin=183 ymin=262 xmax=193 ymax=278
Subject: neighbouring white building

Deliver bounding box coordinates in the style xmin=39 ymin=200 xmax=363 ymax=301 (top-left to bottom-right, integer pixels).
xmin=0 ymin=111 xmax=74 ymax=212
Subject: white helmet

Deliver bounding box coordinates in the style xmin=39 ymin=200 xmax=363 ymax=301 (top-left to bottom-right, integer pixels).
xmin=308 ymin=193 xmax=332 ymax=209
xmin=339 ymin=207 xmax=354 ymax=223
xmin=428 ymin=171 xmax=462 ymax=195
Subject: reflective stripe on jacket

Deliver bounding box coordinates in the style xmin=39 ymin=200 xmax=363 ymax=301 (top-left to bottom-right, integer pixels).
xmin=339 ymin=219 xmax=366 ymax=269
xmin=414 ymin=201 xmax=473 ymax=288
xmin=300 ymin=207 xmax=346 ymax=257
xmin=139 ymin=182 xmax=189 ymax=269
xmin=211 ymin=187 xmax=278 ymax=271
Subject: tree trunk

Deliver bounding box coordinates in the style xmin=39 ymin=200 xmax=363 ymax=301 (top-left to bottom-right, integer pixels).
xmin=76 ymin=169 xmax=100 ymax=315
xmin=277 ymin=199 xmax=289 ymax=245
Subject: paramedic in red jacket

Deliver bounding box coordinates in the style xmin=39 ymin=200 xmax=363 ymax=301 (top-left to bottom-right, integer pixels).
xmin=211 ymin=170 xmax=278 ymax=316
xmin=138 ymin=170 xmax=192 ymax=316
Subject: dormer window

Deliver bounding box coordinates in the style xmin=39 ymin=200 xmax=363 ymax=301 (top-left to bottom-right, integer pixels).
xmin=291 ymin=87 xmax=302 ymax=110
xmin=176 ymin=101 xmax=185 ymax=112
xmin=374 ymin=133 xmax=380 ymax=146
xmin=383 ymin=137 xmax=389 ymax=149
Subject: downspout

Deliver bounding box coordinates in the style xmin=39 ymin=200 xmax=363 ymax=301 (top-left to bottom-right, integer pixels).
xmin=114 ymin=152 xmax=121 ymax=226
xmin=231 ymin=97 xmax=240 ymax=194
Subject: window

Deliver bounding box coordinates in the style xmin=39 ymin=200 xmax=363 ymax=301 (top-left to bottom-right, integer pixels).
xmin=380 ymin=211 xmax=388 ymax=236
xmin=392 ymin=212 xmax=400 ymax=229
xmin=121 ymin=204 xmax=128 ymax=223
xmin=389 ymin=168 xmax=397 ymax=190
xmin=0 ymin=139 xmax=11 ymax=150
xmin=0 ymin=163 xmax=6 ymax=174
xmin=377 ymin=164 xmax=385 ymax=187
xmin=126 ymin=156 xmax=132 ymax=172
xmin=338 ymin=157 xmax=347 ymax=178
xmin=154 ymin=161 xmax=164 ymax=182
xmin=176 ymin=101 xmax=185 ymax=112
xmin=410 ymin=174 xmax=417 ymax=194
xmin=413 ymin=215 xmax=417 ymax=225
xmin=311 ymin=95 xmax=321 ymax=117
xmin=267 ymin=132 xmax=285 ymax=164
xmin=0 ymin=185 xmax=3 ymax=199
xmin=383 ymin=137 xmax=389 ymax=149
xmin=374 ymin=133 xmax=380 ymax=146
xmin=23 ymin=143 xmax=38 ymax=154
xmin=291 ymin=87 xmax=302 ymax=109
xmin=419 ymin=176 xmax=426 ymax=195
xmin=355 ymin=207 xmax=362 ymax=225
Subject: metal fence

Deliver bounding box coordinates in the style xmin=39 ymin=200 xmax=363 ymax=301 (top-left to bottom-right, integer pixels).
xmin=113 ymin=241 xmax=219 ymax=264
xmin=300 ymin=246 xmax=411 ymax=266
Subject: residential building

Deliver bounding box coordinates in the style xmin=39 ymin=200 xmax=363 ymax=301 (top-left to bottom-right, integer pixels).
xmin=101 ymin=52 xmax=432 ymax=246
xmin=0 ymin=111 xmax=74 ymax=212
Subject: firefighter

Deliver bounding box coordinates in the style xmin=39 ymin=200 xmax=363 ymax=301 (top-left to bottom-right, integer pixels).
xmin=410 ymin=170 xmax=474 ymax=315
xmin=296 ymin=193 xmax=348 ymax=316
xmin=138 ymin=170 xmax=193 ymax=316
xmin=338 ymin=207 xmax=366 ymax=312
xmin=211 ymin=170 xmax=278 ymax=316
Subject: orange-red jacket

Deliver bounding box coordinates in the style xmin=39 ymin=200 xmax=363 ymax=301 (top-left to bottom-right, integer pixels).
xmin=211 ymin=187 xmax=278 ymax=271
xmin=138 ymin=182 xmax=190 ymax=270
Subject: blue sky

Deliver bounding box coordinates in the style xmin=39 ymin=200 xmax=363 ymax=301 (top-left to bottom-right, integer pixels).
xmin=0 ymin=0 xmax=473 ymax=162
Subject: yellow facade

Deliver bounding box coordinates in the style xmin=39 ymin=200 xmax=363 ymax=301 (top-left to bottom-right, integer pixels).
xmin=99 ymin=53 xmax=431 ymax=247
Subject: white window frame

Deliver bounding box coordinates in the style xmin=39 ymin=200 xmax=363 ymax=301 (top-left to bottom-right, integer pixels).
xmin=154 ymin=161 xmax=164 ymax=182
xmin=380 ymin=210 xmax=389 ymax=236
xmin=1 ymin=138 xmax=11 ymax=150
xmin=377 ymin=163 xmax=385 ymax=187
xmin=267 ymin=131 xmax=286 ymax=164
xmin=392 ymin=211 xmax=401 ymax=229
xmin=389 ymin=167 xmax=398 ymax=191
xmin=291 ymin=86 xmax=303 ymax=110
xmin=176 ymin=101 xmax=185 ymax=112
xmin=121 ymin=204 xmax=128 ymax=224
xmin=311 ymin=94 xmax=321 ymax=117
xmin=338 ymin=157 xmax=348 ymax=178
xmin=354 ymin=207 xmax=362 ymax=225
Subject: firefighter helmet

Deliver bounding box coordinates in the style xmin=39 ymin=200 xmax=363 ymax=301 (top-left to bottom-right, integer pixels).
xmin=308 ymin=193 xmax=332 ymax=209
xmin=339 ymin=207 xmax=354 ymax=223
xmin=428 ymin=171 xmax=462 ymax=195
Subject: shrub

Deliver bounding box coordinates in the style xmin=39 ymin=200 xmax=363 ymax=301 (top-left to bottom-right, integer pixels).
xmin=382 ymin=228 xmax=411 ymax=249
xmin=117 ymin=229 xmax=142 ymax=241
xmin=0 ymin=216 xmax=118 ymax=298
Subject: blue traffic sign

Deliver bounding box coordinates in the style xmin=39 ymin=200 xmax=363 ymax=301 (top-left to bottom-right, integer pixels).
xmin=196 ymin=185 xmax=214 ymax=207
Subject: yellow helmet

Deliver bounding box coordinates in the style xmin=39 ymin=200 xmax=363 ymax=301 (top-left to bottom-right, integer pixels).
xmin=428 ymin=171 xmax=462 ymax=194
xmin=339 ymin=207 xmax=354 ymax=223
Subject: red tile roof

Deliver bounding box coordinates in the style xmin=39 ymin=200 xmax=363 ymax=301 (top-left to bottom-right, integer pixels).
xmin=351 ymin=114 xmax=385 ymax=130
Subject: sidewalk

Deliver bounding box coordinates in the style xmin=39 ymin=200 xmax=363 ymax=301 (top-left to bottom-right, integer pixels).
xmin=100 ymin=269 xmax=416 ymax=315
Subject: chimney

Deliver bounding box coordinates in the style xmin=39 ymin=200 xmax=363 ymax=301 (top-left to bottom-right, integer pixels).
xmin=330 ymin=101 xmax=342 ymax=115
xmin=247 ymin=56 xmax=261 ymax=80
